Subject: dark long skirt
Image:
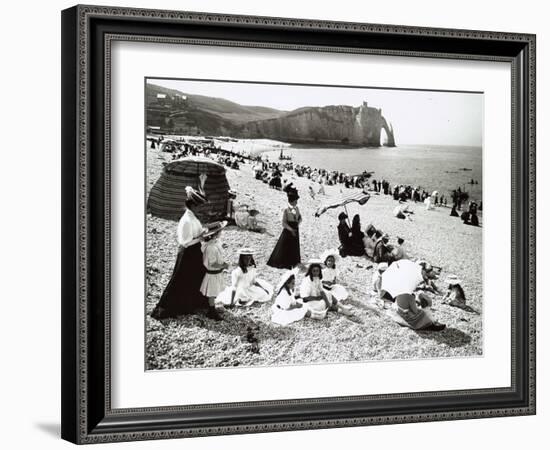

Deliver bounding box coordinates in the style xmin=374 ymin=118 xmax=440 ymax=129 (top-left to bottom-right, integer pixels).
xmin=151 ymin=242 xmax=207 ymax=319
xmin=267 ymin=223 xmax=300 ymax=269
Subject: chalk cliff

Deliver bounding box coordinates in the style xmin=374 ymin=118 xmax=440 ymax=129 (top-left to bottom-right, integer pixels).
xmin=146 ymin=83 xmax=396 ymax=147
xmin=238 ymin=102 xmax=395 ymax=147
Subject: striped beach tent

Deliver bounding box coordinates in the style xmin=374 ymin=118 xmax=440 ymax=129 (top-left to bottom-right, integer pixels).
xmin=315 ymin=190 xmax=371 ymax=217
xmin=147 ymin=156 xmax=230 ymax=222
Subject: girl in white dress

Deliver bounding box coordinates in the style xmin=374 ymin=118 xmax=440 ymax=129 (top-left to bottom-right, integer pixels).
xmin=216 ymin=248 xmax=274 ymax=307
xmin=200 ymin=222 xmax=228 ymax=320
xmin=300 ymin=260 xmax=353 ymax=317
xmin=299 ymin=260 xmax=331 ymax=319
xmin=271 ymin=269 xmax=310 ymax=325
xmin=320 ymin=250 xmax=349 ymax=302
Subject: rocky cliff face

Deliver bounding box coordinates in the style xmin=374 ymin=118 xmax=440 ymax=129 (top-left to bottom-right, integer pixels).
xmin=238 ymin=102 xmax=395 ymax=147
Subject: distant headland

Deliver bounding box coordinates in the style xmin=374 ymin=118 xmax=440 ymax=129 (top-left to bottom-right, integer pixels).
xmin=146 ymin=83 xmax=396 ymax=148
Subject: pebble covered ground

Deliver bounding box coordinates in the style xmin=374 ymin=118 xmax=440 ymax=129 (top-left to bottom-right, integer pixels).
xmin=145 ymin=144 xmax=483 ymax=371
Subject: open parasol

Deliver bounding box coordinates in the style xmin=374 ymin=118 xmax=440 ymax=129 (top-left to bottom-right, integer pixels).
xmin=380 ymin=259 xmax=424 ymax=298
xmin=315 ymin=189 xmax=370 ymax=217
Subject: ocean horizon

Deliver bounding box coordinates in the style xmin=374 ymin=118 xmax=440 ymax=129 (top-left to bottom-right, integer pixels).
xmin=262 ymin=143 xmax=483 ymax=202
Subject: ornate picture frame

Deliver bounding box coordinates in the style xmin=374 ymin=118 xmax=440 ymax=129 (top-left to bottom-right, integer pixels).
xmin=61 ymin=5 xmax=535 ymax=444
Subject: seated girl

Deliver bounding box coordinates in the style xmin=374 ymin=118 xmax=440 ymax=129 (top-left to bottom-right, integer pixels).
xmin=320 ymin=250 xmax=349 ymax=302
xmin=362 ymin=227 xmax=377 ymax=259
xmin=370 ymin=262 xmax=388 ymax=307
xmin=271 ymin=269 xmax=315 ymax=325
xmin=442 ymin=275 xmax=477 ymax=313
xmin=300 ymin=260 xmax=352 ymax=317
xmin=216 ymin=248 xmax=273 ymax=307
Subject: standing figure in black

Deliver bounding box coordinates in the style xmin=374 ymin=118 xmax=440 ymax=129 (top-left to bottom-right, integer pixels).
xmin=267 ymin=188 xmax=302 ymax=269
xmin=151 ymin=186 xmax=211 ymax=320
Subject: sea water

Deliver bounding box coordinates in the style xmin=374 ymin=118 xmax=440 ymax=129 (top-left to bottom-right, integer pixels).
xmin=265 ymin=144 xmax=483 ymax=202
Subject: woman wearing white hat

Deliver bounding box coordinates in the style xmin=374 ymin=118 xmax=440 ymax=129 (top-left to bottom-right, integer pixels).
xmin=151 ymin=186 xmax=210 ymax=320
xmin=216 ymin=248 xmax=274 ymax=307
xmin=271 ymin=269 xmax=310 ymax=325
xmin=320 ymin=250 xmax=349 ymax=302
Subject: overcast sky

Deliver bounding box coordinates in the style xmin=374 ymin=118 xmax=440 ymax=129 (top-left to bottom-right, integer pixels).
xmin=148 ymin=78 xmax=483 ymax=146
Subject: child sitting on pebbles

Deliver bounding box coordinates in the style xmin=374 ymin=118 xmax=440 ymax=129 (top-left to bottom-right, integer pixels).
xmin=216 ymin=248 xmax=274 ymax=307
xmin=442 ymin=275 xmax=478 ymax=313
xmin=371 ymin=262 xmax=389 ymax=307
xmin=320 ymin=249 xmax=349 ymax=302
xmin=299 ymin=259 xmax=353 ymax=317
xmin=271 ymin=269 xmax=319 ymax=325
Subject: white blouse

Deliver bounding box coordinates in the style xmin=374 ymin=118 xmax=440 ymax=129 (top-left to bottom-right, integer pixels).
xmin=176 ymin=209 xmax=204 ymax=247
xmin=300 ymin=276 xmax=324 ymax=298
xmin=202 ymin=241 xmax=224 ymax=269
xmin=274 ymin=289 xmax=300 ymax=310
xmin=323 ymin=268 xmax=339 ymax=283
xmin=231 ymin=267 xmax=257 ymax=289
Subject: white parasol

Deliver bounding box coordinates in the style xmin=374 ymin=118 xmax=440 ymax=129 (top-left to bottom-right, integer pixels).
xmin=381 ymin=259 xmax=424 ymax=298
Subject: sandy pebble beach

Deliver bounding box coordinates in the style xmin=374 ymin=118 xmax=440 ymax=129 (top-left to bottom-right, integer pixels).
xmin=145 ymin=141 xmax=483 ymax=370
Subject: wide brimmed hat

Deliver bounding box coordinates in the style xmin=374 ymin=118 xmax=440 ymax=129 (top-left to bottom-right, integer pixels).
xmin=377 ymin=262 xmax=389 ymax=272
xmin=248 ymin=209 xmax=261 ymax=216
xmin=202 ymin=220 xmax=228 ymax=238
xmin=444 ymin=274 xmax=463 ymax=285
xmin=238 ymin=247 xmax=255 ymax=255
xmin=184 ymin=186 xmax=208 ymax=205
xmin=320 ymin=249 xmax=340 ymax=265
xmin=276 ymin=268 xmax=300 ymax=293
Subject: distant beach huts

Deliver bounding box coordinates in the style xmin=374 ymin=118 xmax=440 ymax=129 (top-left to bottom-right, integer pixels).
xmin=147 ymin=156 xmax=230 ymax=222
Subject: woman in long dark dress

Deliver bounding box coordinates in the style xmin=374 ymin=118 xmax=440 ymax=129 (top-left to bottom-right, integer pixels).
xmin=151 ymin=187 xmax=220 ymax=320
xmin=349 ymin=214 xmax=366 ymax=256
xmin=267 ymin=190 xmax=302 ymax=269
xmin=337 ymin=212 xmax=352 ymax=256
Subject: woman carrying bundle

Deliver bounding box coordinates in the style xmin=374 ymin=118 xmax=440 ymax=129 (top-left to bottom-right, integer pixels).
xmin=151 ymin=187 xmax=210 ymax=320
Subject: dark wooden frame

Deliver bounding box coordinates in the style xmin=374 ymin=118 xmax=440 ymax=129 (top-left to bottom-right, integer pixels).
xmin=61 ymin=4 xmax=536 ymax=444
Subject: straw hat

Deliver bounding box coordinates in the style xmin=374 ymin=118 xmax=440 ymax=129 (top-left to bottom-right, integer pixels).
xmin=320 ymin=249 xmax=340 ymax=265
xmin=238 ymin=247 xmax=255 ymax=255
xmin=202 ymin=220 xmax=228 ymax=238
xmin=377 ymin=262 xmax=389 ymax=272
xmin=444 ymin=274 xmax=463 ymax=285
xmin=276 ymin=268 xmax=300 ymax=293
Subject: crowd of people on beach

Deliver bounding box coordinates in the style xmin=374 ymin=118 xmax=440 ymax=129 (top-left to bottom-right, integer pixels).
xmin=251 ymin=155 xmax=481 ymax=224
xmin=149 ymin=137 xmax=478 ymax=333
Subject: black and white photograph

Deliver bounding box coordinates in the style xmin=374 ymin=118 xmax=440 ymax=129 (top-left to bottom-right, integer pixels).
xmin=145 ymin=78 xmax=483 ymax=371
